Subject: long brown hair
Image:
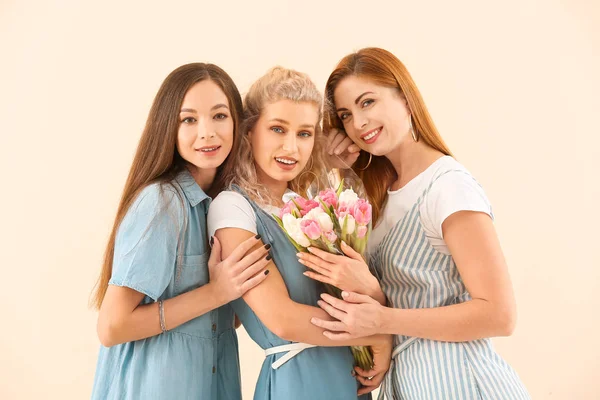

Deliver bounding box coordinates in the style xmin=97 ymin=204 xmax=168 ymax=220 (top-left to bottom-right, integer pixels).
xmin=91 ymin=63 xmax=243 ymax=310
xmin=324 ymin=47 xmax=453 ymax=223
xmin=228 ymin=66 xmax=326 ymax=205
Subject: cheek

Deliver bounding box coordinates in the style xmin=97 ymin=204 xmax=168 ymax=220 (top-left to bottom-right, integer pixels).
xmin=177 ymin=128 xmax=193 ymax=150
xmin=300 ymin=139 xmax=315 ymax=160
xmin=250 ymin=131 xmax=269 ymax=161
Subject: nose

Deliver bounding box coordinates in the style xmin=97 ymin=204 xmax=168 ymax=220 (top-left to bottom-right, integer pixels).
xmin=282 ymin=132 xmax=298 ymax=152
xmin=198 ymin=117 xmax=215 ymax=139
xmin=353 ymin=112 xmax=368 ymax=131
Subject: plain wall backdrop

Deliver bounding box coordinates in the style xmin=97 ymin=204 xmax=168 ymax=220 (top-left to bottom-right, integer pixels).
xmin=1 ymin=0 xmax=598 ymax=399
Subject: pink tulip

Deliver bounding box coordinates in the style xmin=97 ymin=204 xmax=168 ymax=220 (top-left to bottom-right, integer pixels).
xmin=324 ymin=230 xmax=338 ymax=243
xmin=318 ymin=189 xmax=338 ymax=209
xmin=295 ymin=197 xmax=320 ymax=216
xmin=279 ymin=201 xmax=297 ymax=219
xmin=357 ymin=225 xmax=368 ymax=239
xmin=352 ymin=199 xmax=372 ymax=226
xmin=300 ymin=218 xmax=322 ymax=240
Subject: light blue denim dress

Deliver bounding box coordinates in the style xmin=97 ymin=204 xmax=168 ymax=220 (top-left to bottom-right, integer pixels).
xmin=224 ymin=186 xmax=370 ymax=400
xmin=91 ymin=170 xmax=241 ymax=400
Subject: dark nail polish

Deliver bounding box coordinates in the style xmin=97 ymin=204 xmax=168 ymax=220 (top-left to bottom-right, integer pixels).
xmin=264 ymin=243 xmax=272 ymax=250
xmin=255 ymin=234 xmax=261 ymax=239
xmin=266 ymin=254 xmax=272 ymax=261
xmin=210 ymin=236 xmax=214 ymax=246
xmin=264 ymin=269 xmax=270 ymax=275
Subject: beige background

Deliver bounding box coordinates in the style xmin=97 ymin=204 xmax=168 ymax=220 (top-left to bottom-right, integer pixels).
xmin=1 ymin=0 xmax=599 ymax=399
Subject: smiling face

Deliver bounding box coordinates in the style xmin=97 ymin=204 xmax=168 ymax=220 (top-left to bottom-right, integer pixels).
xmin=249 ymin=99 xmax=319 ymax=190
xmin=333 ymin=75 xmax=412 ymax=157
xmin=176 ymin=79 xmax=234 ymax=172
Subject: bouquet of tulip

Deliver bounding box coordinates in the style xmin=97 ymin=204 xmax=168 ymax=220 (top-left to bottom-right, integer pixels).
xmin=273 ymin=178 xmax=374 ymax=370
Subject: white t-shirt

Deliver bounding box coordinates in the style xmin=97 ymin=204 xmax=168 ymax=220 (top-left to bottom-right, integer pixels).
xmin=367 ymin=156 xmax=493 ymax=256
xmin=207 ymin=190 xmax=297 ymax=237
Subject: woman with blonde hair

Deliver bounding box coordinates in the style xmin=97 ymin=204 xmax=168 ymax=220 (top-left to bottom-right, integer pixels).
xmin=207 ymin=66 xmax=392 ymax=400
xmin=299 ymin=48 xmax=531 ymax=399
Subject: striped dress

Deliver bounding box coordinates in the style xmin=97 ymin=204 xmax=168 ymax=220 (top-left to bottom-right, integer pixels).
xmin=371 ymin=170 xmax=530 ymax=400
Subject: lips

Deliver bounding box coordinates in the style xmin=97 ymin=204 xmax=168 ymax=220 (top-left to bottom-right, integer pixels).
xmin=275 ymin=156 xmax=298 ymax=171
xmin=195 ymin=145 xmax=221 ymax=156
xmin=360 ymin=127 xmax=382 ymax=144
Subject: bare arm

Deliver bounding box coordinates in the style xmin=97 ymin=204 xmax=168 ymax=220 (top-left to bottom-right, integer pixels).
xmin=215 ymin=227 xmax=387 ymax=347
xmin=313 ymin=211 xmax=517 ymax=342
xmin=97 ymin=235 xmax=270 ymax=347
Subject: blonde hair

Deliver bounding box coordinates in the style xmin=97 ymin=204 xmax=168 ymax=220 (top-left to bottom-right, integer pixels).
xmin=229 ymin=66 xmax=326 ymax=204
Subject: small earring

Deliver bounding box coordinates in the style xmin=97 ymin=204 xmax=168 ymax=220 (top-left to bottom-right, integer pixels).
xmin=357 ymin=152 xmax=373 ymax=171
xmin=409 ymin=115 xmax=418 ymax=142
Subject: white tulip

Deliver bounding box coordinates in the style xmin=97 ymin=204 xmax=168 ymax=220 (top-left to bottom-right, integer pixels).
xmin=338 ymin=189 xmax=359 ymax=208
xmin=282 ymin=214 xmax=311 ymax=247
xmin=305 ymin=208 xmax=334 ymax=233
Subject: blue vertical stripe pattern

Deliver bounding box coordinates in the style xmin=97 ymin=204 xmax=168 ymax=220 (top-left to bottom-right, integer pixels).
xmin=372 ymin=171 xmax=530 ymax=400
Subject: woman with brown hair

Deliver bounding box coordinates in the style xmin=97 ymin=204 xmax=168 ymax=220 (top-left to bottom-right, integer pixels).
xmin=90 ymin=63 xmax=271 ymax=400
xmin=299 ymin=48 xmax=530 ymax=399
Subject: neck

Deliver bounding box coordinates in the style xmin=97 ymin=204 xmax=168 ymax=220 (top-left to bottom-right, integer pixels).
xmin=386 ymin=139 xmax=445 ymax=190
xmin=187 ymin=164 xmax=217 ymax=192
xmin=256 ymin=166 xmax=287 ymax=207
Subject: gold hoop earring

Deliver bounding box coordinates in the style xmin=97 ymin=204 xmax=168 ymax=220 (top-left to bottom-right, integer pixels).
xmin=357 ymin=152 xmax=373 ymax=171
xmin=409 ymin=115 xmax=418 ymax=142
xmin=305 ymin=156 xmax=314 ymax=172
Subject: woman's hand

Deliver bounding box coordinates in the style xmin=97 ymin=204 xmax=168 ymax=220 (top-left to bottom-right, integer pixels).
xmin=311 ymin=291 xmax=386 ymax=340
xmin=298 ymin=241 xmax=384 ymax=303
xmin=325 ymin=128 xmax=361 ymax=169
xmin=355 ymin=334 xmax=393 ymax=395
xmin=208 ymin=235 xmax=271 ymax=305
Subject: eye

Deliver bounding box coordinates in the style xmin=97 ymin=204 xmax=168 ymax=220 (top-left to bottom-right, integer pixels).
xmin=361 ymin=99 xmax=374 ymax=108
xmin=271 ymin=126 xmax=284 ymax=134
xmin=298 ymin=131 xmax=313 ymax=138
xmin=339 ymin=112 xmax=351 ymax=121
xmin=181 ymin=117 xmax=196 ymax=124
xmin=214 ymin=113 xmax=228 ymax=120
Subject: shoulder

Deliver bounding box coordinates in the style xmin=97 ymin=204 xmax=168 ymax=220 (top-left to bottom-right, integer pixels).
xmin=127 ymin=182 xmax=186 ymax=218
xmin=210 ymin=190 xmax=253 ymax=214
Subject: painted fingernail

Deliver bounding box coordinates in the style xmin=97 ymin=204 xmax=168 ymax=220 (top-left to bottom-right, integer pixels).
xmin=266 ymin=254 xmax=272 ymax=261
xmin=351 ymin=370 xmax=356 ymax=376
xmin=264 ymin=243 xmax=271 ymax=250
xmin=264 ymin=270 xmax=270 ymax=275
xmin=255 ymin=234 xmax=261 ymax=239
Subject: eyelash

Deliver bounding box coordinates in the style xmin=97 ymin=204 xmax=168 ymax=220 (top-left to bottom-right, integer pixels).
xmin=181 ymin=113 xmax=229 ymax=124
xmin=339 ymin=99 xmax=375 ymax=121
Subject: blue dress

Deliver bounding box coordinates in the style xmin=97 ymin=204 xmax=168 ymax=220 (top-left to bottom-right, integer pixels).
xmin=222 ymin=186 xmax=370 ymax=400
xmin=91 ymin=170 xmax=241 ymax=400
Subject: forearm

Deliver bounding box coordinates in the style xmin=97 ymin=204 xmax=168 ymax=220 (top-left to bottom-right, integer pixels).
xmin=365 ymin=282 xmax=386 ymax=306
xmin=381 ymin=298 xmax=515 ymax=342
xmin=270 ymin=300 xmax=383 ymax=347
xmin=99 ymin=284 xmax=225 ymax=346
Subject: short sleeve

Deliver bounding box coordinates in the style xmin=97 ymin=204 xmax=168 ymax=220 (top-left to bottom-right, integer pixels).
xmin=421 ymin=171 xmax=494 ymax=240
xmin=109 ymin=184 xmax=184 ymax=300
xmin=207 ymin=191 xmax=257 ymax=238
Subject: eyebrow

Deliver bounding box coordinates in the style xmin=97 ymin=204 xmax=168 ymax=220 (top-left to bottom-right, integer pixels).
xmin=335 ymin=91 xmax=375 ymax=112
xmin=269 ymin=118 xmax=315 ymax=129
xmin=180 ymin=104 xmax=229 ymax=113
